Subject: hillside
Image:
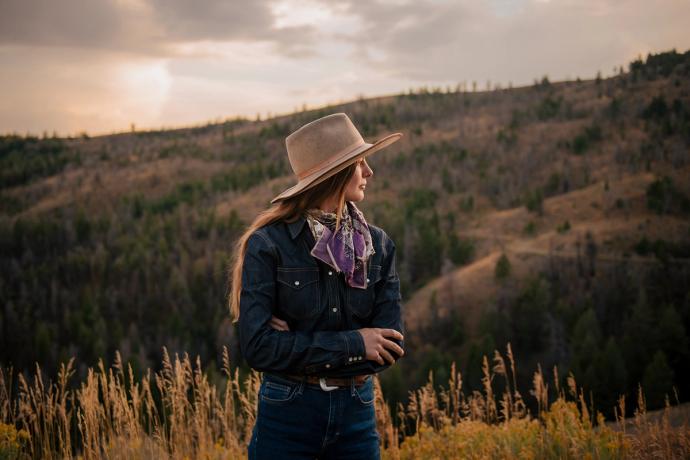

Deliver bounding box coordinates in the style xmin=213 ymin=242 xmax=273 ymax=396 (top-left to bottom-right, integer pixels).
xmin=1 ymin=49 xmax=689 ymax=418
xmin=406 ymin=170 xmax=690 ymax=337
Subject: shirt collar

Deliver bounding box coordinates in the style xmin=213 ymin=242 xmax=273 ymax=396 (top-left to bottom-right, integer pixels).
xmin=287 ymin=215 xmax=308 ymax=240
xmin=287 ymin=205 xmax=350 ymax=241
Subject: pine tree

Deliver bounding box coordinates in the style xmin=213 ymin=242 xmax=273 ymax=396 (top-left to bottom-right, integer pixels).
xmin=622 ymin=289 xmax=656 ymax=385
xmin=642 ymin=350 xmax=674 ymax=410
xmin=571 ymin=308 xmax=601 ymax=382
xmin=591 ymin=338 xmax=627 ymax=417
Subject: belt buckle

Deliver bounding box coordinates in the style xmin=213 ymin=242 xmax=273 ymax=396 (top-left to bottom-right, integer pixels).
xmin=319 ymin=377 xmax=339 ymax=392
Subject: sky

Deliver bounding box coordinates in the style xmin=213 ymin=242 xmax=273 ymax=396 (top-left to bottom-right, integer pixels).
xmin=1 ymin=0 xmax=689 ymax=136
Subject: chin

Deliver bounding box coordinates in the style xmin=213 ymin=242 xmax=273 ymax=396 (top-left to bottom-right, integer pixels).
xmin=350 ymin=192 xmax=365 ymax=202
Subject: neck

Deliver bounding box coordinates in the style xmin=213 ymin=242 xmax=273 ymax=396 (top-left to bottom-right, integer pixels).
xmin=317 ymin=197 xmax=343 ymax=214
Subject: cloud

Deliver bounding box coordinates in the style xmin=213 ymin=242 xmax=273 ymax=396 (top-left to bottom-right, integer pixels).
xmin=0 ymin=0 xmax=318 ymax=57
xmin=1 ymin=0 xmax=689 ymax=134
xmin=0 ymin=0 xmax=169 ymax=56
xmin=151 ymin=0 xmax=274 ymax=42
xmin=332 ymin=0 xmax=690 ymax=84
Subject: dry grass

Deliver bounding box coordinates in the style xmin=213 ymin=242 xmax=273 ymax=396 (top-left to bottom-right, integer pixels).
xmin=1 ymin=349 xmax=253 ymax=459
xmin=1 ymin=344 xmax=688 ymax=459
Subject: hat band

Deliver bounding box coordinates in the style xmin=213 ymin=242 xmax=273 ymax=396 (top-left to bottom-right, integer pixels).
xmin=296 ymin=139 xmax=365 ymax=180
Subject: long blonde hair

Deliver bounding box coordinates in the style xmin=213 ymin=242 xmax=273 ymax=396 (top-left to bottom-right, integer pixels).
xmin=228 ymin=162 xmax=358 ymax=323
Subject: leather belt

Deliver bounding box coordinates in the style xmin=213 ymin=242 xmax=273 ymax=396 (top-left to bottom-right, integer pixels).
xmin=279 ymin=373 xmax=371 ymax=391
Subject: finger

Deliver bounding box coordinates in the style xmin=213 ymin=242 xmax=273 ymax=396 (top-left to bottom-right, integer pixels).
xmin=379 ymin=348 xmax=395 ymax=364
xmin=376 ymin=352 xmax=385 ymax=365
xmin=382 ymin=339 xmax=404 ymax=357
xmin=270 ymin=316 xmax=289 ymax=329
xmin=269 ymin=319 xmax=288 ymax=331
xmin=381 ymin=329 xmax=404 ymax=341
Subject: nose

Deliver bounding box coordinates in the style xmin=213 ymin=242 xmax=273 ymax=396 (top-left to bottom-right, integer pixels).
xmin=363 ymin=160 xmax=373 ymax=178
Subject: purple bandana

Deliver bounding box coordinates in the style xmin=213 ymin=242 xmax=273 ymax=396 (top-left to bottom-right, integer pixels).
xmin=306 ymin=201 xmax=375 ymax=289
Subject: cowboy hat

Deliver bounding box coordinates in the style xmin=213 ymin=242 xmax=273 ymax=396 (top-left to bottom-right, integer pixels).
xmin=270 ymin=113 xmax=402 ymax=203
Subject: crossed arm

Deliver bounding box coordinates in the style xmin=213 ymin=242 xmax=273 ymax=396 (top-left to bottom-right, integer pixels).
xmin=238 ymin=229 xmax=404 ymax=376
xmin=268 ymin=316 xmax=403 ymax=365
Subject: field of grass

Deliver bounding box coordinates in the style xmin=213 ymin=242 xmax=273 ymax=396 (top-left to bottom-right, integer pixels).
xmin=1 ymin=344 xmax=688 ymax=459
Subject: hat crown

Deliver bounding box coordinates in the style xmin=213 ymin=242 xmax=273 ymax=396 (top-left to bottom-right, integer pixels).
xmin=285 ymin=113 xmax=365 ymax=176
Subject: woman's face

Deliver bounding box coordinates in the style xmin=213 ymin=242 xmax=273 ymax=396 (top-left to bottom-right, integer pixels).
xmin=344 ymin=157 xmax=373 ymax=202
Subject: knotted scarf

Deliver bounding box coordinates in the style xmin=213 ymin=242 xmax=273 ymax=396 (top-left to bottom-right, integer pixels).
xmin=305 ymin=201 xmax=375 ymax=289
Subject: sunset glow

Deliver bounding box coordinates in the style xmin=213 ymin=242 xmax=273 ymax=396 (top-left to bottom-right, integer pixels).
xmin=1 ymin=0 xmax=689 ymax=136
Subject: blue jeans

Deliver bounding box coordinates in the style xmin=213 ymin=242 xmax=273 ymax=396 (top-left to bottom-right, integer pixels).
xmin=248 ymin=373 xmax=380 ymax=459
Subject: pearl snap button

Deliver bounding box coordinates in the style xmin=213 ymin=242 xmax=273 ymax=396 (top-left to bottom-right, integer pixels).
xmin=348 ymin=357 xmax=353 ymax=362
xmin=294 ymin=281 xmax=300 ymax=286
xmin=332 ymin=307 xmax=337 ymax=312
xmin=325 ymin=363 xmax=331 ymax=368
xmin=328 ymin=271 xmax=333 ymax=275
xmin=366 ymin=278 xmax=370 ymax=283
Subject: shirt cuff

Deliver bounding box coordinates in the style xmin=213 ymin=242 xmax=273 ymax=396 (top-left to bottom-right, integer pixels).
xmin=341 ymin=330 xmax=367 ymax=366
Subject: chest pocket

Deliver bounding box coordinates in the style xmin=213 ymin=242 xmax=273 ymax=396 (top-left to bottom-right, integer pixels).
xmin=276 ymin=267 xmax=320 ymax=320
xmin=347 ymin=264 xmax=383 ymax=319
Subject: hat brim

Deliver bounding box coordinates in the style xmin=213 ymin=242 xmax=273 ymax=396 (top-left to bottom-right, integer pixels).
xmin=270 ymin=132 xmax=402 ymax=204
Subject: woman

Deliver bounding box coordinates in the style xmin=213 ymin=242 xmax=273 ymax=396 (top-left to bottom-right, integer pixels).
xmin=229 ymin=113 xmax=405 ymax=459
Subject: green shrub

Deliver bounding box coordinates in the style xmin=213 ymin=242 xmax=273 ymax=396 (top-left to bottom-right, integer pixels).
xmin=523 ymin=221 xmax=537 ymax=236
xmin=0 ymin=423 xmax=29 ymax=459
xmin=536 ymin=95 xmax=562 ymax=120
xmin=556 ymin=220 xmax=571 ymax=234
xmin=447 ymin=234 xmax=475 ymax=266
xmin=571 ymin=124 xmax=603 ymax=155
xmin=646 ymin=176 xmax=690 ymax=215
xmin=403 ymin=188 xmax=438 ymax=219
xmin=495 ymin=253 xmax=511 ymax=280
xmin=460 ymin=195 xmax=474 ymax=212
xmin=524 ymin=188 xmax=544 ymax=215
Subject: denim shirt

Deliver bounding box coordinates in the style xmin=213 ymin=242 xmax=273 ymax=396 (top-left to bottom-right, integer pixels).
xmin=238 ymin=213 xmax=404 ymax=377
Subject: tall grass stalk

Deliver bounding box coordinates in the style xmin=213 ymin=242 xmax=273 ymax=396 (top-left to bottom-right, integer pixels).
xmin=1 ymin=344 xmax=688 ymax=459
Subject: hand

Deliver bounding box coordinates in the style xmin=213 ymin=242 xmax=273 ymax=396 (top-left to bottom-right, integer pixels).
xmin=268 ymin=315 xmax=290 ymax=331
xmin=357 ymin=328 xmax=404 ymax=365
